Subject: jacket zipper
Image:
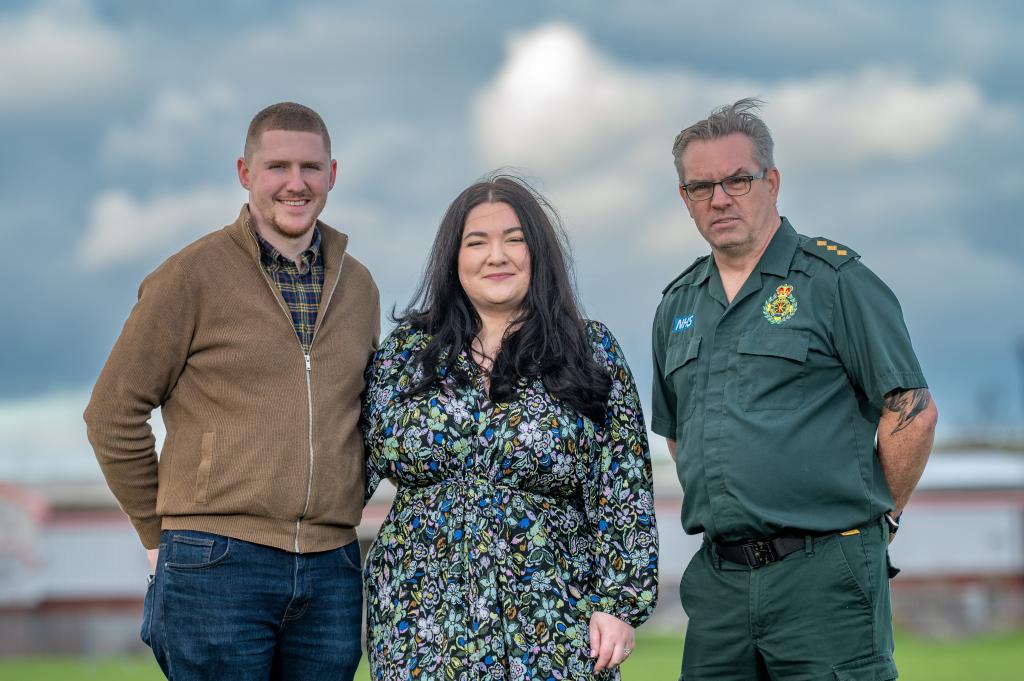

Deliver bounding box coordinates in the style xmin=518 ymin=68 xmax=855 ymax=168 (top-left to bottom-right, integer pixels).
xmin=295 ymin=351 xmax=314 ymax=553
xmin=250 ymin=231 xmax=346 ymax=553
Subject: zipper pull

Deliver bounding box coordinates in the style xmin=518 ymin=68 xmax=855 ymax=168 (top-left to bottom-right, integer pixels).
xmin=305 ymin=353 xmax=311 ymax=371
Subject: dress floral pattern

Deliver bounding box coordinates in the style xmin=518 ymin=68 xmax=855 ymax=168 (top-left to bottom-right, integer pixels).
xmin=362 ymin=320 xmax=658 ymax=680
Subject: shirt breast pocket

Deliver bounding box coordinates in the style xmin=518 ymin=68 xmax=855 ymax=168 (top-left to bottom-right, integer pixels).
xmin=737 ymin=330 xmax=809 ymax=411
xmin=665 ymin=335 xmax=702 ymax=419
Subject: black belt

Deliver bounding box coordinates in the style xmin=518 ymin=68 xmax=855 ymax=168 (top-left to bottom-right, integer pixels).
xmin=710 ymin=531 xmax=835 ymax=569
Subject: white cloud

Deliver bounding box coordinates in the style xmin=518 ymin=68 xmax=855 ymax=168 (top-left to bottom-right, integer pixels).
xmin=103 ymin=84 xmax=238 ymax=168
xmin=473 ymin=23 xmax=675 ymax=175
xmin=471 ymin=24 xmax=706 ymax=246
xmin=471 ymin=21 xmax=1013 ymax=257
xmin=77 ymin=184 xmax=246 ymax=269
xmin=771 ymin=69 xmax=990 ymax=165
xmin=0 ymin=0 xmax=131 ymax=113
xmin=475 ymin=23 xmax=1003 ymax=174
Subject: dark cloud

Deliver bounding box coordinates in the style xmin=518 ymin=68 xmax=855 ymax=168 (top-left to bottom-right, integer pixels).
xmin=1 ymin=0 xmax=1022 ymax=443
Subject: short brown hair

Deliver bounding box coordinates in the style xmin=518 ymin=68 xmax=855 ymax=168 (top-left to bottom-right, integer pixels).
xmin=244 ymin=102 xmax=331 ymax=160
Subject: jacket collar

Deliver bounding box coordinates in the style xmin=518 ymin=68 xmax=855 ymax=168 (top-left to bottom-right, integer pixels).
xmin=226 ymin=204 xmax=348 ymax=267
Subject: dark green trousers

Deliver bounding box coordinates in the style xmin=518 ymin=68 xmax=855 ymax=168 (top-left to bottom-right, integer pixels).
xmin=679 ymin=518 xmax=897 ymax=680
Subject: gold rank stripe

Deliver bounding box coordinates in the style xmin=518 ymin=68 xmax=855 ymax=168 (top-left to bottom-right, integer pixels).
xmin=817 ymin=240 xmax=849 ymax=256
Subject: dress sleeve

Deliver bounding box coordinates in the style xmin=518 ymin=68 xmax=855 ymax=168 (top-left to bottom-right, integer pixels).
xmin=583 ymin=321 xmax=659 ymax=627
xmin=361 ymin=323 xmax=415 ymax=502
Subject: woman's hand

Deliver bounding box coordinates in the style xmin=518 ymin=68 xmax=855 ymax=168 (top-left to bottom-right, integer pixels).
xmin=589 ymin=611 xmax=635 ymax=673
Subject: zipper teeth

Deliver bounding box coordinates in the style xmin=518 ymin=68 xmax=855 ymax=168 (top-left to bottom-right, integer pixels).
xmin=293 ymin=252 xmax=345 ymax=553
xmin=296 ymin=354 xmax=314 ymax=553
xmin=248 ymin=233 xmax=347 ymax=554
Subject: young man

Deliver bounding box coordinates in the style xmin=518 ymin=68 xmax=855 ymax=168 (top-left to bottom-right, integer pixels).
xmin=652 ymin=98 xmax=937 ymax=680
xmin=85 ymin=102 xmax=379 ymax=680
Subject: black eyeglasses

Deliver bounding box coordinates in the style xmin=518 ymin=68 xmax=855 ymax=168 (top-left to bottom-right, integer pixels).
xmin=681 ymin=169 xmax=767 ymax=201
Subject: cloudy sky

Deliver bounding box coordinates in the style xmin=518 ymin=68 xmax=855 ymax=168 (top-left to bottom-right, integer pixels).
xmin=2 ymin=0 xmax=1023 ymax=481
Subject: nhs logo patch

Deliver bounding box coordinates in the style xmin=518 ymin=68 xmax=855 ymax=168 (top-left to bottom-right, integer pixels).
xmin=672 ymin=314 xmax=695 ymax=333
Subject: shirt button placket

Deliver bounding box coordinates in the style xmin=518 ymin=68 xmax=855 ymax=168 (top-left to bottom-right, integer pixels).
xmin=703 ymin=319 xmax=736 ymax=534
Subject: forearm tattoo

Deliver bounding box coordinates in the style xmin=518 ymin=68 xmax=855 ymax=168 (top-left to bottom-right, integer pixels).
xmin=883 ymin=388 xmax=932 ymax=435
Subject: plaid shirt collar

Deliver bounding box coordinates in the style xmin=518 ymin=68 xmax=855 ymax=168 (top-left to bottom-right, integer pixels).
xmin=251 ymin=224 xmax=322 ymax=275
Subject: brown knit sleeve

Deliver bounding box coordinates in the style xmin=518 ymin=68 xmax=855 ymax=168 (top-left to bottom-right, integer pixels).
xmin=84 ymin=256 xmax=196 ymax=549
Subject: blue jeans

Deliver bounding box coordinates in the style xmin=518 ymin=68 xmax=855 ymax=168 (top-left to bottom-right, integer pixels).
xmin=142 ymin=531 xmax=362 ymax=680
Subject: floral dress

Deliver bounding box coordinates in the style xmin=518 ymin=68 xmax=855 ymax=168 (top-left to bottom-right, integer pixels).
xmin=362 ymin=320 xmax=658 ymax=681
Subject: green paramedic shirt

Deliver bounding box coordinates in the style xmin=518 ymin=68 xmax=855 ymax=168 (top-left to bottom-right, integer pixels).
xmin=651 ymin=218 xmax=928 ymax=542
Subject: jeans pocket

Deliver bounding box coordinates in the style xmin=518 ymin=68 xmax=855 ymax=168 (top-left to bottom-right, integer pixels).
xmin=140 ymin=574 xmax=155 ymax=647
xmin=165 ymin=531 xmax=232 ymax=570
xmin=338 ymin=539 xmax=362 ymax=571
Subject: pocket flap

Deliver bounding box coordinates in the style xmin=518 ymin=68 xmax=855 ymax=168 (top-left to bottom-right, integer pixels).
xmin=666 ymin=335 xmax=701 ymax=375
xmin=833 ymin=654 xmax=898 ymax=680
xmin=737 ymin=330 xmax=809 ymax=363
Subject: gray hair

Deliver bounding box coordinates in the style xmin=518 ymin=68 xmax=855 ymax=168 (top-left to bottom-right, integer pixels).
xmin=672 ymin=97 xmax=775 ymax=183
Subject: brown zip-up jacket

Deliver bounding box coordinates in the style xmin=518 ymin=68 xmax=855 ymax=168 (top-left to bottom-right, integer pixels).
xmin=85 ymin=205 xmax=380 ymax=552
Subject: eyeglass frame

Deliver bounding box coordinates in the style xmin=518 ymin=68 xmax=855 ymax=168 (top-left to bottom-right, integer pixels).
xmin=680 ymin=169 xmax=768 ymax=202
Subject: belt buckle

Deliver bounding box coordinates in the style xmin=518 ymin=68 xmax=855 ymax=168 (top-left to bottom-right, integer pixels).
xmin=742 ymin=539 xmax=777 ymax=569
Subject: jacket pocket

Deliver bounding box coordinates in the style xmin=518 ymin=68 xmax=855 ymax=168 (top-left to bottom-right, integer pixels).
xmin=833 ymin=653 xmax=898 ymax=680
xmin=737 ymin=330 xmax=809 ymax=411
xmin=195 ymin=432 xmax=214 ymax=504
xmin=665 ymin=335 xmax=702 ymax=419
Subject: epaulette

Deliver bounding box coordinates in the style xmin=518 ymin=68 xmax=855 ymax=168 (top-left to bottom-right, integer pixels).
xmin=662 ymin=255 xmax=710 ymax=294
xmin=799 ymin=237 xmax=859 ymax=269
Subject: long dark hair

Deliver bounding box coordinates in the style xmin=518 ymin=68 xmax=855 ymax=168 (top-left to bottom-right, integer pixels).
xmin=396 ymin=174 xmax=611 ymax=423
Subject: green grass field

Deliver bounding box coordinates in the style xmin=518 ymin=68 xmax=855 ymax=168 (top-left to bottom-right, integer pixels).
xmin=3 ymin=631 xmax=1022 ymax=680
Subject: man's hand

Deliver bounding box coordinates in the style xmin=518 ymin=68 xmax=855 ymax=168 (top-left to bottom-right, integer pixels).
xmin=589 ymin=611 xmax=635 ymax=673
xmin=147 ymin=547 xmax=160 ymax=573
xmin=878 ymin=387 xmax=938 ymax=516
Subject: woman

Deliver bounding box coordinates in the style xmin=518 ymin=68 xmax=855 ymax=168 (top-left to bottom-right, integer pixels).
xmin=362 ymin=175 xmax=658 ymax=680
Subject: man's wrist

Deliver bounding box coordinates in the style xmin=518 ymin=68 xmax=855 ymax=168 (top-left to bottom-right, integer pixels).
xmin=884 ymin=512 xmax=901 ymax=535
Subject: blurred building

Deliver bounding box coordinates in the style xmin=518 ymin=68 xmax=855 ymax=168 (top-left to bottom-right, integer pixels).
xmin=0 ymin=481 xmax=148 ymax=654
xmin=1 ymin=450 xmax=1022 ymax=654
xmin=887 ymin=451 xmax=1024 ymax=637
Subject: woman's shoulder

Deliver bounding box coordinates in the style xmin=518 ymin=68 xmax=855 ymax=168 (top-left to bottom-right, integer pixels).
xmin=582 ymin=318 xmax=621 ymax=364
xmin=582 ymin=318 xmax=612 ymax=339
xmin=377 ymin=321 xmax=431 ymax=359
xmin=583 ymin=318 xmax=620 ymax=345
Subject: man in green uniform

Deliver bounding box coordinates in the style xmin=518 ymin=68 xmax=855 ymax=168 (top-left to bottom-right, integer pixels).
xmin=651 ymin=98 xmax=938 ymax=680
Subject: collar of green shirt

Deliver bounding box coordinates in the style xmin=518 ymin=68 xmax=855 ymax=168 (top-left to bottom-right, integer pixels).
xmin=696 ymin=217 xmax=800 ymax=284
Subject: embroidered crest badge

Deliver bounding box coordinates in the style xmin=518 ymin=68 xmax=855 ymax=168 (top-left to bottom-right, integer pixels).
xmin=762 ymin=283 xmax=798 ymax=325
